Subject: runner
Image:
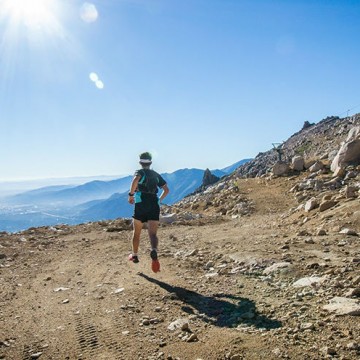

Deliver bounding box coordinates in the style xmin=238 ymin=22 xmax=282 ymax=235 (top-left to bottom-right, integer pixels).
xmin=128 ymin=152 xmax=169 ymax=273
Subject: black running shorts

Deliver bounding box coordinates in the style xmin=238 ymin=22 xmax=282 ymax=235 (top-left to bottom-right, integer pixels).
xmin=133 ymin=193 xmax=160 ymax=223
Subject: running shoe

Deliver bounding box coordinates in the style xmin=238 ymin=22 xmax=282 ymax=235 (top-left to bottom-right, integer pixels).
xmin=150 ymin=249 xmax=160 ymax=273
xmin=128 ymin=254 xmax=139 ymax=263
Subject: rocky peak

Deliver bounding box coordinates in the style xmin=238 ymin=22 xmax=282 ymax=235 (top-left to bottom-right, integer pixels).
xmin=202 ymin=168 xmax=220 ymax=187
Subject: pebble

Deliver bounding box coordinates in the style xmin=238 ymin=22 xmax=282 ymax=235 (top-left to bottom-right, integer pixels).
xmin=300 ymin=322 xmax=315 ymax=331
xmin=114 ymin=288 xmax=125 ymax=294
xmin=339 ymin=228 xmax=358 ymax=236
xmin=346 ymin=342 xmax=358 ymax=350
xmin=186 ymin=333 xmax=198 ymax=342
xmin=321 ymin=346 xmax=337 ymax=355
xmin=168 ymin=319 xmax=189 ymax=331
xmin=53 ymin=287 xmax=70 ymax=292
xmin=30 ymin=352 xmax=43 ymax=359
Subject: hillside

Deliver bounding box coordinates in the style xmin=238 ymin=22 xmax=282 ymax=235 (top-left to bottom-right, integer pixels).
xmin=0 ymin=114 xmax=359 ymax=360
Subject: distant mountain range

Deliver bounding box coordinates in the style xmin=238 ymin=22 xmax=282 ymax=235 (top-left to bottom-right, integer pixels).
xmin=0 ymin=159 xmax=251 ymax=232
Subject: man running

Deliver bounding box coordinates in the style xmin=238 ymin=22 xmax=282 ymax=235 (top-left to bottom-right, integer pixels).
xmin=128 ymin=152 xmax=169 ymax=273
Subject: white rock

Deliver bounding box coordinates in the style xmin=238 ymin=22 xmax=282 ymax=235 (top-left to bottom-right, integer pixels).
xmin=339 ymin=228 xmax=358 ymax=236
xmin=323 ymin=297 xmax=360 ymax=316
xmin=168 ymin=319 xmax=189 ymax=331
xmin=53 ymin=287 xmax=70 ymax=292
xmin=331 ymin=126 xmax=360 ymax=175
xmin=263 ymin=262 xmax=292 ymax=275
xmin=160 ymin=213 xmax=178 ymax=224
xmin=114 ymin=288 xmax=125 ymax=294
xmin=292 ymin=156 xmax=305 ymax=171
xmin=292 ymin=276 xmax=325 ymax=288
xmin=205 ymin=272 xmax=218 ymax=278
xmin=304 ymin=198 xmax=318 ymax=212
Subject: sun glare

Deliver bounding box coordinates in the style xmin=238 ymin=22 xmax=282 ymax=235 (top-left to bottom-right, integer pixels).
xmin=1 ymin=0 xmax=58 ymax=29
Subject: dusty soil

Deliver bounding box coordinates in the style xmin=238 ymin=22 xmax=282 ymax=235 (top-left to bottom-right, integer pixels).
xmin=1 ymin=178 xmax=359 ymax=360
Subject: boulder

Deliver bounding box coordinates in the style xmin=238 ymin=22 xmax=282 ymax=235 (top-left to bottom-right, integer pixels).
xmin=272 ymin=161 xmax=290 ymax=176
xmin=309 ymin=161 xmax=324 ymax=173
xmin=331 ymin=126 xmax=360 ymax=175
xmin=304 ymin=198 xmax=318 ymax=212
xmin=292 ymin=156 xmax=305 ymax=171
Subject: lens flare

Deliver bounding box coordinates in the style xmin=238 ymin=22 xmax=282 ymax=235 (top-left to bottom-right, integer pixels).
xmin=80 ymin=2 xmax=98 ymax=23
xmin=89 ymin=72 xmax=99 ymax=82
xmin=95 ymin=80 xmax=104 ymax=89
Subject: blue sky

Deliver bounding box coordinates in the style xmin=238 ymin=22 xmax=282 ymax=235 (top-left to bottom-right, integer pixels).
xmin=1 ymin=0 xmax=360 ymax=181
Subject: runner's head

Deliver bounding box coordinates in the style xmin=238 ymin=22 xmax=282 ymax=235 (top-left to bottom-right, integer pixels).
xmin=139 ymin=152 xmax=152 ymax=168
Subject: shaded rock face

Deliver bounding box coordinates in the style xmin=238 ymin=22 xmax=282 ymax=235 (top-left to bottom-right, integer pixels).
xmin=202 ymin=168 xmax=220 ymax=187
xmin=302 ymin=121 xmax=314 ymax=129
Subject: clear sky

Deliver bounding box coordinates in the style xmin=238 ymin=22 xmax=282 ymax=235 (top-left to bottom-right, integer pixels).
xmin=1 ymin=0 xmax=360 ymax=181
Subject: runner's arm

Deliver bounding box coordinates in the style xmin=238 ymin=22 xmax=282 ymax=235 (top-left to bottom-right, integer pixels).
xmin=158 ymin=183 xmax=169 ymax=203
xmin=128 ymin=175 xmax=141 ymax=204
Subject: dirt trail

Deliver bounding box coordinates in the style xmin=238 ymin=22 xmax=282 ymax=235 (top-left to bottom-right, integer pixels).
xmin=1 ymin=178 xmax=359 ymax=360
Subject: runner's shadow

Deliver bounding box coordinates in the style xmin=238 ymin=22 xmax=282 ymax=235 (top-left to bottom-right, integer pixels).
xmin=138 ymin=273 xmax=282 ymax=330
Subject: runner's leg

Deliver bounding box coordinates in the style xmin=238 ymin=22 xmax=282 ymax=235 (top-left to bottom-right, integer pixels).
xmin=147 ymin=220 xmax=159 ymax=251
xmin=131 ymin=219 xmax=143 ymax=255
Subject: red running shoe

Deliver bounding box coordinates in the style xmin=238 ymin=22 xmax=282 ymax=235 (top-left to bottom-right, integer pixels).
xmin=151 ymin=259 xmax=160 ymax=273
xmin=150 ymin=249 xmax=160 ymax=273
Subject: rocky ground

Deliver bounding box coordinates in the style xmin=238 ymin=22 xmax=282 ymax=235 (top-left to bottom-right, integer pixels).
xmin=1 ymin=174 xmax=359 ymax=360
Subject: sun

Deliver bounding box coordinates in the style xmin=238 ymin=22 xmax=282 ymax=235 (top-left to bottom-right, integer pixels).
xmin=1 ymin=0 xmax=59 ymax=31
